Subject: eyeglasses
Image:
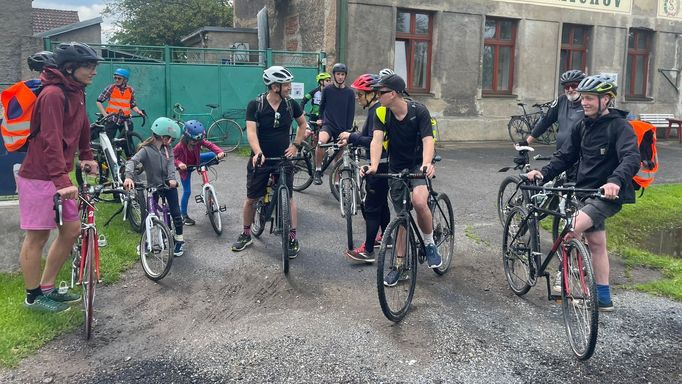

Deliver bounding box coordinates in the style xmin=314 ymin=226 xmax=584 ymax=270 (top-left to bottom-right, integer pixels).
xmin=274 ymin=112 xmax=281 ymax=128
xmin=564 ymin=82 xmax=580 ymax=90
xmin=113 ymin=76 xmax=123 ymax=80
xmin=356 ymin=92 xmax=366 ymax=98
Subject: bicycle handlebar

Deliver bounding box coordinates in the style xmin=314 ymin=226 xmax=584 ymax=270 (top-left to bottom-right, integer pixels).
xmin=178 ymin=157 xmax=222 ymax=172
xmin=519 ymin=179 xmax=607 ymax=199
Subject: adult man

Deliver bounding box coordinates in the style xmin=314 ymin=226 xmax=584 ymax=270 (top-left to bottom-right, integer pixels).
xmin=95 ymin=68 xmax=145 ymax=153
xmin=232 ymin=66 xmax=307 ymax=257
xmin=526 ymin=74 xmax=640 ymax=311
xmin=365 ymin=74 xmax=441 ymax=286
xmin=313 ymin=63 xmax=355 ymax=185
xmin=17 ymin=42 xmax=101 ymax=312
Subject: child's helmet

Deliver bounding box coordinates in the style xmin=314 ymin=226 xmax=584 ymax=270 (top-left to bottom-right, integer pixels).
xmin=184 ymin=120 xmax=205 ymax=141
xmin=316 ymin=72 xmax=331 ymax=82
xmin=114 ymin=68 xmax=130 ymax=79
xmin=151 ymin=117 xmax=181 ymax=139
xmin=27 ymin=51 xmax=56 ymax=71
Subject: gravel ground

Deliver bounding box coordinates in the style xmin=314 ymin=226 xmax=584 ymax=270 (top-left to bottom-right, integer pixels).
xmin=1 ymin=141 xmax=681 ymax=383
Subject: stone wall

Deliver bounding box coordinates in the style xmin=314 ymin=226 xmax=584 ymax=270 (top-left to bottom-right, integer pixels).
xmin=0 ymin=0 xmax=33 ymax=85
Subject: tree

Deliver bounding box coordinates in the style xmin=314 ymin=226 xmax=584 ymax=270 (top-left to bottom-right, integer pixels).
xmin=103 ymin=0 xmax=233 ymax=46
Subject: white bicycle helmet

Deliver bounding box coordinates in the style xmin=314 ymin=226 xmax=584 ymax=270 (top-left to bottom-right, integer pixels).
xmin=379 ymin=68 xmax=395 ymax=78
xmin=263 ymin=66 xmax=294 ymax=86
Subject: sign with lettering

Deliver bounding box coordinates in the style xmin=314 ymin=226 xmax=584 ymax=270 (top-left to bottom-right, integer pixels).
xmin=499 ymin=0 xmax=632 ymax=14
xmin=658 ymin=0 xmax=682 ymax=19
xmin=291 ymin=82 xmax=305 ymax=100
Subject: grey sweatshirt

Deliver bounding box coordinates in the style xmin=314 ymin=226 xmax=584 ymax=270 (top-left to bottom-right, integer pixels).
xmin=125 ymin=144 xmax=177 ymax=186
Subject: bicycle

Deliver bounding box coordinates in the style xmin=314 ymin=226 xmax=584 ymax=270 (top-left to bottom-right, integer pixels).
xmin=332 ymin=143 xmax=367 ymax=250
xmin=137 ymin=183 xmax=176 ymax=281
xmin=173 ymin=103 xmax=243 ymax=153
xmin=291 ymin=139 xmax=344 ymax=194
xmin=250 ymin=153 xmax=307 ymax=275
xmin=502 ymin=177 xmax=605 ymax=360
xmin=54 ymin=165 xmax=127 ymax=339
xmin=182 ymin=157 xmax=226 ymax=235
xmin=507 ymin=102 xmax=558 ymax=145
xmin=95 ymin=110 xmax=146 ymax=159
xmin=372 ymin=166 xmax=455 ymax=322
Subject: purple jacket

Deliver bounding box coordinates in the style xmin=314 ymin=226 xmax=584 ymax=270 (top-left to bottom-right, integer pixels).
xmin=173 ymin=139 xmax=222 ymax=180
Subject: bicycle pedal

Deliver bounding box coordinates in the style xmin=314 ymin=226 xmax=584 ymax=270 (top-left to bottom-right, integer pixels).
xmin=194 ymin=195 xmax=204 ymax=204
xmin=219 ymin=205 xmax=227 ymax=212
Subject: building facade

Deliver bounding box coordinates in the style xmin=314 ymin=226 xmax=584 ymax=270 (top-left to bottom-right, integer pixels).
xmin=236 ymin=0 xmax=682 ymax=141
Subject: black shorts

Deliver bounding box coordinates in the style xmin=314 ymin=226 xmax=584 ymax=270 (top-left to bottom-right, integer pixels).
xmin=580 ymin=198 xmax=622 ymax=232
xmin=388 ymin=166 xmax=427 ymax=213
xmin=320 ymin=125 xmax=342 ymax=140
xmin=246 ymin=158 xmax=294 ymax=199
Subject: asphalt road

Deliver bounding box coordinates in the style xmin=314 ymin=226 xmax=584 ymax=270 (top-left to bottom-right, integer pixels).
xmin=1 ymin=141 xmax=681 ymax=383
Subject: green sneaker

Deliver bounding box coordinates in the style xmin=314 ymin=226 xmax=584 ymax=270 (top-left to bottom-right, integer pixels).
xmin=24 ymin=295 xmax=70 ymax=313
xmin=45 ymin=287 xmax=81 ymax=303
xmin=288 ymin=238 xmax=300 ymax=259
xmin=232 ymin=233 xmax=252 ymax=252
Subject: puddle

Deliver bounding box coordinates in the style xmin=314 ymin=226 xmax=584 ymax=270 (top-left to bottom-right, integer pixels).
xmin=641 ymin=227 xmax=682 ymax=257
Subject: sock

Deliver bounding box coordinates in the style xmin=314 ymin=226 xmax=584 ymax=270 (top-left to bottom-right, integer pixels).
xmin=315 ymin=167 xmax=321 ymax=172
xmin=597 ymin=284 xmax=611 ymax=303
xmin=243 ymin=225 xmax=251 ymax=236
xmin=26 ymin=287 xmax=43 ymax=304
xmin=40 ymin=284 xmax=55 ymax=295
xmin=289 ymin=228 xmax=297 ymax=240
xmin=174 ymin=234 xmax=184 ymax=243
xmin=423 ymin=232 xmax=434 ymax=245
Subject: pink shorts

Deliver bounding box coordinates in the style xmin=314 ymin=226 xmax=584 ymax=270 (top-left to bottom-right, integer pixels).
xmin=17 ymin=175 xmax=79 ymax=230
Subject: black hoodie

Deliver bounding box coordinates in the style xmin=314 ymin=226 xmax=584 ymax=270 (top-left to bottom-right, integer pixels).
xmin=541 ymin=108 xmax=641 ymax=204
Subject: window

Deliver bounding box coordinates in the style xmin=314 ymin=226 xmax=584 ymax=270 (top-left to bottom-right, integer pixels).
xmin=395 ymin=10 xmax=433 ymax=93
xmin=560 ymin=24 xmax=590 ymax=74
xmin=625 ymin=29 xmax=653 ymax=98
xmin=483 ymin=17 xmax=516 ymax=95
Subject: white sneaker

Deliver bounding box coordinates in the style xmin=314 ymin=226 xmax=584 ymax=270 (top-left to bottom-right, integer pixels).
xmin=552 ymin=271 xmax=562 ymax=294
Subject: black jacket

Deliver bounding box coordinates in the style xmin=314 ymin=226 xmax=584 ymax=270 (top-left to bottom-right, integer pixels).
xmin=541 ymin=108 xmax=641 ymax=204
xmin=531 ymin=94 xmax=584 ymax=150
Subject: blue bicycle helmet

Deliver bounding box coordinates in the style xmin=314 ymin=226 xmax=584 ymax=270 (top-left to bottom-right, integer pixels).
xmin=114 ymin=68 xmax=130 ymax=79
xmin=183 ymin=120 xmax=205 ymax=141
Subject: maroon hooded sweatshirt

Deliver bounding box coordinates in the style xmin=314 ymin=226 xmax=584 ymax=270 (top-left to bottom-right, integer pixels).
xmin=18 ymin=67 xmax=94 ymax=190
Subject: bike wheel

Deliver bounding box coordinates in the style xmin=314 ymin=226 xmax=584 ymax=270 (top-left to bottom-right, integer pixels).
xmin=208 ymin=118 xmax=242 ymax=153
xmin=432 ymin=193 xmax=455 ymax=276
xmin=127 ymin=188 xmax=146 ymax=233
xmin=340 ymin=171 xmax=354 ymax=250
xmin=561 ymin=238 xmax=598 ymax=360
xmin=502 ymin=206 xmax=533 ymax=296
xmin=139 ymin=217 xmax=174 ymax=281
xmin=83 ymin=228 xmax=96 ymax=339
xmin=539 ymin=122 xmax=559 ymax=145
xmin=376 ymin=217 xmax=417 ymax=322
xmin=205 ymin=188 xmax=223 ymax=235
xmin=507 ymin=116 xmax=531 ymax=143
xmin=292 ymin=142 xmax=314 ymax=192
xmin=124 ymin=131 xmax=144 ymax=159
xmin=497 ymin=175 xmax=526 ymax=227
xmin=278 ymin=187 xmax=291 ymax=274
xmin=251 ymin=199 xmax=266 ymax=238
xmin=329 ymin=160 xmax=343 ymax=201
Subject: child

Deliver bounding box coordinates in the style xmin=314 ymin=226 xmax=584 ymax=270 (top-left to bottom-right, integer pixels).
xmin=123 ymin=117 xmax=185 ymax=256
xmin=173 ymin=120 xmax=225 ymax=225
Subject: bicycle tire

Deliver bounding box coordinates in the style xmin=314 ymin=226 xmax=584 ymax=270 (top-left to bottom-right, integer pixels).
xmin=432 ymin=192 xmax=455 ymax=276
xmin=507 ymin=116 xmax=531 ymax=143
xmin=140 ymin=217 xmax=174 ymax=281
xmin=292 ymin=142 xmax=314 ymax=192
xmin=205 ymin=188 xmax=223 ymax=235
xmin=340 ymin=171 xmax=354 ymax=250
xmin=538 ymin=122 xmax=559 ymax=145
xmin=561 ymin=238 xmax=598 ymax=360
xmin=103 ymin=146 xmax=120 ymax=185
xmin=329 ymin=160 xmax=343 ymax=201
xmin=208 ymin=118 xmax=242 ymax=153
xmin=502 ymin=206 xmax=533 ymax=296
xmin=83 ymin=228 xmax=96 ymax=340
xmin=251 ymin=199 xmax=266 ymax=238
xmin=127 ymin=188 xmax=146 ymax=233
xmin=376 ymin=217 xmax=417 ymax=322
xmin=497 ymin=175 xmax=526 ymax=226
xmin=123 ymin=131 xmax=144 ymax=159
xmin=278 ymin=186 xmax=291 ymax=275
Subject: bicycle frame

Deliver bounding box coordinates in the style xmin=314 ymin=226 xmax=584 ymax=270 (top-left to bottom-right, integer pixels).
xmin=338 ymin=145 xmax=364 ymax=217
xmin=143 ymin=186 xmax=172 ymax=253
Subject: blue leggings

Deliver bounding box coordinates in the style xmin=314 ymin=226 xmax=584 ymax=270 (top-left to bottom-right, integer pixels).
xmin=180 ymin=152 xmax=216 ymax=215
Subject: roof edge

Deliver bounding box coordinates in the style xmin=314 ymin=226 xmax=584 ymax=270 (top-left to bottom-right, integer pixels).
xmin=34 ymin=16 xmax=103 ymax=38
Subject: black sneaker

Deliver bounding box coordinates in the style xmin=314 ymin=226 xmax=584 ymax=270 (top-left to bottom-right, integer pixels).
xmin=598 ymin=299 xmax=614 ymax=312
xmin=173 ymin=240 xmax=185 ymax=257
xmin=183 ymin=215 xmax=196 ymax=226
xmin=232 ymin=233 xmax=252 ymax=252
xmin=313 ymin=170 xmax=323 ymax=185
xmin=288 ymin=238 xmax=300 ymax=259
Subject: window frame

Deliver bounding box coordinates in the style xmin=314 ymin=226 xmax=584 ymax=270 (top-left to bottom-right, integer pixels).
xmin=482 ymin=17 xmax=517 ymax=95
xmin=395 ymin=9 xmax=433 ymax=93
xmin=625 ymin=29 xmax=653 ymax=99
xmin=560 ymin=24 xmax=590 ymax=74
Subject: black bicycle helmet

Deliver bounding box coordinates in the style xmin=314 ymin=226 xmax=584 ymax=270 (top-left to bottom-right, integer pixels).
xmin=560 ymin=69 xmax=586 ymax=85
xmin=576 ymin=74 xmax=617 ymax=97
xmin=332 ymin=63 xmax=348 ymax=74
xmin=54 ymin=42 xmax=103 ymax=67
xmin=27 ymin=51 xmax=56 ymax=71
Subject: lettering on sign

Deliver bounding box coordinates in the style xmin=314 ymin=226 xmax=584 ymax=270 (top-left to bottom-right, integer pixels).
xmin=499 ymin=0 xmax=632 ymax=14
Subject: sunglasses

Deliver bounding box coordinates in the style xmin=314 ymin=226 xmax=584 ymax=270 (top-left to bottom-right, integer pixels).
xmin=564 ymin=82 xmax=580 ymax=90
xmin=379 ymin=89 xmax=393 ymax=95
xmin=274 ymin=112 xmax=281 ymax=128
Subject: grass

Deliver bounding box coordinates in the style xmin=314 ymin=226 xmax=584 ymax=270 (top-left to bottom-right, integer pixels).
xmin=0 ymin=201 xmax=139 ymax=367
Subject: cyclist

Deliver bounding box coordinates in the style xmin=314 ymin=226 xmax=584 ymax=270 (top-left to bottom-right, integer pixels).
xmin=27 ymin=50 xmax=56 ymax=72
xmin=522 ymin=69 xmax=587 ymax=154
xmin=378 ymin=68 xmax=394 ymax=78
xmin=17 ymin=42 xmax=101 ymax=313
xmin=173 ymin=120 xmax=226 ymax=225
xmin=123 ymin=117 xmax=186 ymax=257
xmin=231 ymin=66 xmax=307 ymax=257
xmin=95 ymin=68 xmax=145 ymax=151
xmin=526 ymin=74 xmax=640 ymax=311
xmin=338 ymin=73 xmax=390 ymax=263
xmin=300 ymin=72 xmax=332 ymax=125
xmin=364 ymin=74 xmax=441 ymax=285
xmin=313 ymin=63 xmax=356 ymax=185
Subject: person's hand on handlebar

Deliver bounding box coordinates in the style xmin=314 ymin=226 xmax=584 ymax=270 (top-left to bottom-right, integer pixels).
xmin=217 ymin=152 xmax=226 ymax=160
xmin=252 ymin=153 xmax=265 ymax=167
xmin=123 ymin=178 xmax=135 ymax=191
xmin=600 ymin=182 xmax=620 ymax=200
xmin=57 ymin=185 xmax=78 ymax=200
xmin=362 ymin=164 xmax=377 ymax=177
xmin=526 ymin=170 xmax=543 ymax=182
xmin=421 ymin=162 xmax=435 ymax=178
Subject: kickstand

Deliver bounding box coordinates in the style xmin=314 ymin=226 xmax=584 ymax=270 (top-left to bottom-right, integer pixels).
xmin=103 ymin=206 xmax=124 ymax=227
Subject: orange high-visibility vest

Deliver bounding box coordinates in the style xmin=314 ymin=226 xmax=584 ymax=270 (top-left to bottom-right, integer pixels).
xmin=1 ymin=80 xmax=37 ymax=151
xmin=105 ymin=86 xmax=132 ymax=116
